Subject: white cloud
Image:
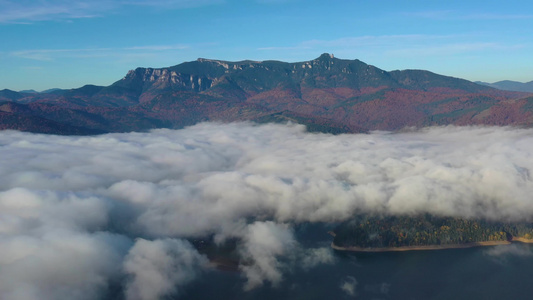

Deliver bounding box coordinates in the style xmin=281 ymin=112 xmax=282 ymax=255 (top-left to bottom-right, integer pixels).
xmin=402 ymin=10 xmax=454 ymax=20
xmin=0 ymin=231 xmax=129 ymax=300
xmin=484 ymin=244 xmax=533 ymax=263
xmin=124 ymin=45 xmax=189 ymax=51
xmin=257 ymin=34 xmax=529 ymax=63
xmin=387 ymin=42 xmax=524 ymax=57
xmin=0 ymin=0 xmax=112 ymax=23
xmin=340 ymin=276 xmax=357 ymax=297
xmin=124 ymin=238 xmax=208 ymax=300
xmin=300 ymin=247 xmax=336 ymax=270
xmin=11 ymin=48 xmax=110 ymax=61
xmin=10 ymin=45 xmax=189 ymax=62
xmin=4 ymin=123 xmax=533 ymax=224
xmin=403 ymin=10 xmax=533 ymax=21
xmin=259 ymin=34 xmax=465 ymax=52
xmin=123 ymin=0 xmax=224 ymax=9
xmin=239 ymin=221 xmax=296 ymax=290
xmin=0 ymin=0 xmax=222 ymax=23
xmin=461 ymin=13 xmax=533 ymax=20
xmin=2 ymin=123 xmax=533 ymax=298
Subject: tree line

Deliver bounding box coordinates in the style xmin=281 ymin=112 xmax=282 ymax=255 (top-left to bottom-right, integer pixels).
xmin=333 ymin=214 xmax=533 ymax=248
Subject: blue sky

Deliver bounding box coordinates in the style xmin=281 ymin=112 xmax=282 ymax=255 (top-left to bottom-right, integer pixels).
xmin=1 ymin=0 xmax=533 ymax=91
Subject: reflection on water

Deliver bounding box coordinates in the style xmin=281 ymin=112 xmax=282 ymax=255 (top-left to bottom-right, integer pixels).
xmin=182 ymin=242 xmax=533 ymax=300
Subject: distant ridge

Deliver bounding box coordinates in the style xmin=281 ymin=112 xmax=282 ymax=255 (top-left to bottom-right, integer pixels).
xmin=42 ymin=88 xmax=66 ymax=94
xmin=476 ymin=80 xmax=533 ymax=93
xmin=1 ymin=54 xmax=532 ymax=135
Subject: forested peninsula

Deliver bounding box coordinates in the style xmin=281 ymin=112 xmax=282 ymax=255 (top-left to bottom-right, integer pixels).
xmin=332 ymin=215 xmax=533 ymax=252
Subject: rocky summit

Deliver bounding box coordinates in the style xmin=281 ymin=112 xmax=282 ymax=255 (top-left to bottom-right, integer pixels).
xmin=1 ymin=54 xmax=532 ymax=135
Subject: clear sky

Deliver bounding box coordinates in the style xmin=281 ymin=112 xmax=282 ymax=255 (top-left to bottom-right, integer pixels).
xmin=1 ymin=0 xmax=533 ymax=91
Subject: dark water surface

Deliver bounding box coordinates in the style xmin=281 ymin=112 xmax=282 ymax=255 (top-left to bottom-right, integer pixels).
xmin=181 ymin=242 xmax=533 ymax=300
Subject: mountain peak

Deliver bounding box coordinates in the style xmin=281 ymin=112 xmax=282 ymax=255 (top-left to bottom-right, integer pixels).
xmin=316 ymin=53 xmax=335 ymax=60
xmin=0 ymin=54 xmax=529 ymax=135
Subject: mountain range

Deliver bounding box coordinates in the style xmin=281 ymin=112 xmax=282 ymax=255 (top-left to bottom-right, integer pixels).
xmin=1 ymin=53 xmax=532 ymax=135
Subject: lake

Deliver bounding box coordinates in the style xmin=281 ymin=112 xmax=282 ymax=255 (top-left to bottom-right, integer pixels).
xmin=182 ymin=237 xmax=533 ymax=299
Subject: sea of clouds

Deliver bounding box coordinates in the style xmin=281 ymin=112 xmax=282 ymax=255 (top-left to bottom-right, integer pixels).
xmin=2 ymin=122 xmax=533 ymax=299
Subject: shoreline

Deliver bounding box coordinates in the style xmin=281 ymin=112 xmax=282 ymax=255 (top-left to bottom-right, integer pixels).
xmin=332 ymin=237 xmax=533 ymax=252
xmin=511 ymin=237 xmax=533 ymax=243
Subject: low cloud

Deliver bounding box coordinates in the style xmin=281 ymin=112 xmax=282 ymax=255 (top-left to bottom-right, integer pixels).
xmin=484 ymin=244 xmax=533 ymax=264
xmin=300 ymin=247 xmax=336 ymax=270
xmin=124 ymin=238 xmax=209 ymax=300
xmin=0 ymin=231 xmax=129 ymax=300
xmin=239 ymin=221 xmax=296 ymax=290
xmin=340 ymin=276 xmax=358 ymax=297
xmin=2 ymin=122 xmax=533 ymax=298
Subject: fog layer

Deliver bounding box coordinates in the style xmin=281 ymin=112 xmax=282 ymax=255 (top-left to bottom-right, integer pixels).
xmin=1 ymin=123 xmax=533 ymax=299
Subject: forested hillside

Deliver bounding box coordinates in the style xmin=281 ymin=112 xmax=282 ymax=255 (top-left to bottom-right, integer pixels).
xmin=333 ymin=214 xmax=533 ymax=249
